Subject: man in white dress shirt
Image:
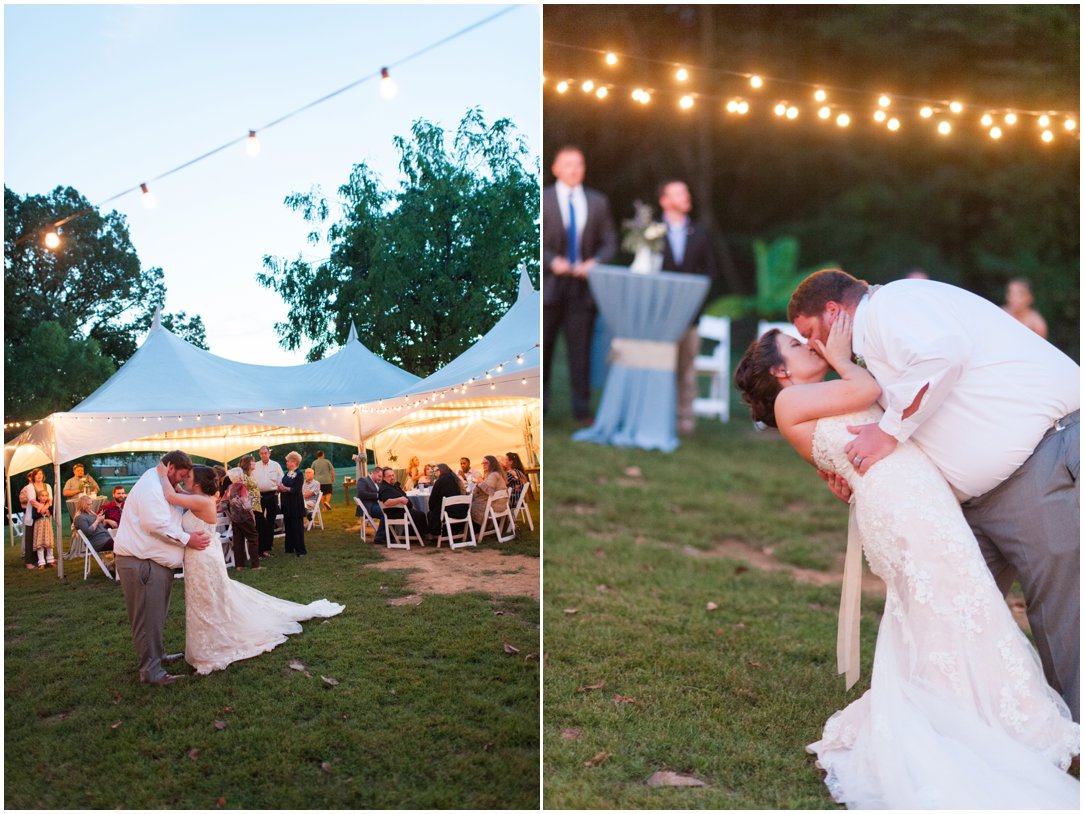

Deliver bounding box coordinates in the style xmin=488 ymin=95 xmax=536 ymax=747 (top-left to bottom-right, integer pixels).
xmin=252 ymin=445 xmax=284 ymax=556
xmin=789 ymin=269 xmax=1080 ymax=721
xmin=114 ymin=450 xmax=210 ymax=686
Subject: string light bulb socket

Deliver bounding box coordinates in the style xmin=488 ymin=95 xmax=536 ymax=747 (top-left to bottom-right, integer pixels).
xmin=246 ymin=130 xmax=261 ymax=156
xmin=44 ymin=229 xmax=61 ymax=250
xmin=605 ymin=52 xmax=617 ymax=66
xmin=814 ymin=89 xmax=827 ymax=102
xmin=379 ymin=67 xmax=397 ymax=100
xmin=140 ymin=183 xmax=155 ymax=208
xmin=749 ymin=74 xmax=763 ymax=89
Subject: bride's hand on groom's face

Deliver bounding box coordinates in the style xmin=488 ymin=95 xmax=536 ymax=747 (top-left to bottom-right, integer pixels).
xmin=815 ymin=310 xmax=854 ymax=370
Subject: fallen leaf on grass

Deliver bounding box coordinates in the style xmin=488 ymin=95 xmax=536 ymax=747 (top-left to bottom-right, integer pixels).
xmin=623 ymin=466 xmax=643 ymax=478
xmin=564 ymin=608 xmax=579 ymax=615
xmin=288 ymin=660 xmax=306 ymax=671
xmin=187 ymin=748 xmax=201 ymax=761
xmin=213 ymin=719 xmax=227 ymax=730
xmin=110 ymin=721 xmax=122 ymax=730
xmin=646 ymin=770 xmax=706 ymax=788
xmin=503 ymin=642 xmax=520 ymax=655
xmin=596 ymin=584 xmax=611 ymax=593
xmin=705 ymin=601 xmax=718 ymax=611
xmin=748 ymin=660 xmax=763 ymax=669
xmin=223 ymin=706 xmax=233 ymax=713
xmin=593 ymin=547 xmax=606 ymax=557
xmin=576 ymin=680 xmax=606 ymax=693
xmin=493 ymin=610 xmax=506 ymax=616
xmin=584 ymin=751 xmax=611 ymax=767
xmin=561 ymin=728 xmax=583 ymax=740
xmin=732 ymin=622 xmax=746 ymax=629
xmin=734 ymin=565 xmax=749 ymax=575
xmin=321 ymin=761 xmax=332 ymax=773
xmin=612 ymin=694 xmax=638 ymax=705
xmin=321 ymin=676 xmax=339 ymax=687
xmin=483 ymin=742 xmax=493 ymax=752
xmin=523 ymin=652 xmax=537 ymax=660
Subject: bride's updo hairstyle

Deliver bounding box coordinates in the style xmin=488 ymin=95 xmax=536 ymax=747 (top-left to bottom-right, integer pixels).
xmin=733 ymin=329 xmax=785 ymax=428
xmin=189 ymin=464 xmax=219 ymax=497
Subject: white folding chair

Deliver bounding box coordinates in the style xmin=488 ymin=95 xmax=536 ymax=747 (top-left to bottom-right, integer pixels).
xmin=353 ymin=498 xmax=380 ymax=540
xmin=436 ymin=495 xmax=476 ymax=550
xmin=381 ymin=503 xmax=425 ymax=550
xmin=478 ymin=489 xmax=517 ymax=543
xmin=11 ymin=514 xmax=23 ymax=545
xmin=74 ymin=529 xmax=115 ymax=581
xmin=692 ymin=314 xmax=732 ymax=423
xmin=273 ymin=513 xmax=285 ymax=538
xmin=306 ymin=501 xmax=324 ymax=531
xmin=511 ymin=481 xmax=534 ymax=532
xmin=216 ymin=516 xmax=235 ymax=569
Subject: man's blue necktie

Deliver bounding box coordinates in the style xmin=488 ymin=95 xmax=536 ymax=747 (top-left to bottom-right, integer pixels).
xmin=567 ymin=194 xmax=578 ymax=264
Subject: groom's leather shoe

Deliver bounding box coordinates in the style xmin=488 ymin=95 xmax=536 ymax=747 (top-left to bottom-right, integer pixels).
xmin=146 ymin=673 xmax=185 ymax=687
xmin=162 ymin=652 xmax=185 ymax=663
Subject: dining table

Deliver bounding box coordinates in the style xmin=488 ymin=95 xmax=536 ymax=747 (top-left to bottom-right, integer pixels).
xmin=572 ymin=264 xmax=711 ymax=452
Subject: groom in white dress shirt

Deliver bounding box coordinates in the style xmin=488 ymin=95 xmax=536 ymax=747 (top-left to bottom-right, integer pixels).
xmin=788 ymin=269 xmax=1080 ymax=721
xmin=114 ymin=450 xmax=210 ymax=686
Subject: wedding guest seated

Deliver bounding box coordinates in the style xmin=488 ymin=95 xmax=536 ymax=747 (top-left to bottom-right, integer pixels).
xmin=503 ymin=451 xmax=528 ymax=507
xmin=427 ymin=463 xmax=469 ymax=537
xmin=404 ymin=455 xmax=424 ymax=489
xmin=470 ymin=455 xmax=509 ymax=531
xmin=62 ymin=463 xmax=100 ymax=498
xmin=72 ymin=494 xmax=114 ymax=553
xmin=350 ymin=467 xmax=385 ymax=536
xmin=457 ymin=457 xmax=480 ymax=491
xmin=302 ymin=468 xmax=322 ymax=519
xmin=100 ymin=485 xmax=126 ymax=528
xmin=378 ymin=467 xmax=428 ymax=539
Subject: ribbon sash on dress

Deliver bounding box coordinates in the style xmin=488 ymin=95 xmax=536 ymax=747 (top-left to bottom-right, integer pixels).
xmin=837 ymin=502 xmax=863 ymax=690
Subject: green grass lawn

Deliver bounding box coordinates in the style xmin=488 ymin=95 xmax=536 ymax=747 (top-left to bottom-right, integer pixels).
xmin=5 ymin=501 xmax=539 ymax=809
xmin=542 ymin=337 xmax=874 ymax=809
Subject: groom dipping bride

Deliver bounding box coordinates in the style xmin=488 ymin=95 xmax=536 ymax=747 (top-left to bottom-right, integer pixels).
xmin=734 ymin=269 xmax=1079 ymax=809
xmin=114 ymin=450 xmax=343 ymax=686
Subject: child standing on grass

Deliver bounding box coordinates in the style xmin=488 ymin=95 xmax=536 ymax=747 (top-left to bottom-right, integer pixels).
xmin=29 ymin=470 xmax=55 ymax=569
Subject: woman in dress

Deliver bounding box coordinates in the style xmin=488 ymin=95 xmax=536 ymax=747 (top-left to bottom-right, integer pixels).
xmin=277 ymin=451 xmax=307 ymax=556
xmin=72 ymin=494 xmax=114 ymax=555
xmin=155 ymin=463 xmax=342 ymax=675
xmin=427 ymin=463 xmax=468 ymax=538
xmin=503 ymin=451 xmax=528 ymax=508
xmin=470 ymin=455 xmax=508 ymax=531
xmin=20 ymin=471 xmax=39 ymax=570
xmin=28 ymin=469 xmax=55 ymax=569
xmin=733 ymin=313 xmax=1078 ymax=808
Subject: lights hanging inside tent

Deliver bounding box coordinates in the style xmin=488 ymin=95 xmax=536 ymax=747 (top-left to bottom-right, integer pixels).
xmin=938 ymin=121 xmax=952 ymax=136
xmin=814 ymin=89 xmax=827 ymax=102
xmin=605 ymin=52 xmax=617 ymax=66
xmin=887 ymin=118 xmax=900 ymax=131
xmin=920 ymin=106 xmax=934 ymax=119
xmin=246 ymin=130 xmax=261 ymax=156
xmin=1038 ymin=114 xmax=1051 ymax=127
xmin=836 ymin=113 xmax=850 ymax=127
xmin=1041 ymin=130 xmax=1054 ymax=143
xmin=675 ymin=67 xmax=689 ymax=82
xmin=556 ymin=80 xmax=569 ymax=93
xmin=379 ymin=67 xmax=397 ymax=100
xmin=981 ymin=113 xmax=993 ymax=127
xmin=581 ymin=79 xmax=595 ymax=92
xmin=989 ymin=126 xmax=1003 ymax=140
xmin=596 ymin=87 xmax=608 ymax=99
xmin=1004 ymin=112 xmax=1017 ymax=125
xmin=949 ymin=101 xmax=964 ymax=114
xmin=44 ymin=229 xmax=60 ymax=250
xmin=678 ymin=95 xmax=694 ymax=110
xmin=749 ymin=74 xmax=763 ymax=89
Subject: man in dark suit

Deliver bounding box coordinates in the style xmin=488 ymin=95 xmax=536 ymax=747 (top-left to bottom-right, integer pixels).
xmin=350 ymin=466 xmax=384 ymax=541
xmin=542 ymin=145 xmax=618 ymax=424
xmin=658 ymin=179 xmax=719 ymax=435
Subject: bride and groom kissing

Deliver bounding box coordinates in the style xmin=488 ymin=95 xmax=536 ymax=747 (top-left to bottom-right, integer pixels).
xmin=734 ymin=269 xmax=1079 ymax=808
xmin=113 ymin=450 xmax=343 ymax=685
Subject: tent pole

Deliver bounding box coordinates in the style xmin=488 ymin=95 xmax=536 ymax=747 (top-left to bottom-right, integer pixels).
xmin=354 ymin=410 xmax=368 ymax=478
xmin=6 ymin=471 xmax=14 ymax=548
xmin=53 ymin=458 xmax=64 ymax=580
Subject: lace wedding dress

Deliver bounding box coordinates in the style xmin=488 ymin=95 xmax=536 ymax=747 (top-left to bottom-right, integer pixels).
xmin=807 ymin=407 xmax=1079 ymax=809
xmin=181 ymin=512 xmax=344 ymax=675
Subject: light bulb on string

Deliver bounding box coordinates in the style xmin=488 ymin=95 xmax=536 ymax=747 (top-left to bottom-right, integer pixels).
xmin=44 ymin=229 xmax=60 ymax=250
xmin=878 ymin=95 xmax=891 ymax=108
xmin=873 ymin=110 xmax=887 ymax=123
xmin=1041 ymin=130 xmax=1054 ymax=143
xmin=814 ymin=89 xmax=827 ymax=102
xmin=938 ymin=121 xmax=952 ymax=135
xmin=1064 ymin=118 xmax=1077 ymax=131
xmin=774 ymin=102 xmax=787 ymax=117
xmin=140 ymin=183 xmax=156 ymax=208
xmin=596 ymin=86 xmax=608 ymax=99
xmin=605 ymin=52 xmax=617 ymax=66
xmin=246 ymin=130 xmax=261 ymax=156
xmin=678 ymin=95 xmax=694 ymax=110
xmin=581 ymin=80 xmax=594 ymax=93
xmin=836 ymin=113 xmax=850 ymax=127
xmin=726 ymin=100 xmax=738 ymax=113
xmin=785 ymin=106 xmax=798 ymax=119
xmin=379 ymin=67 xmax=397 ymax=100
xmin=920 ymin=106 xmax=934 ymax=119
xmin=675 ymin=67 xmax=689 ymax=82
xmin=749 ymin=74 xmax=763 ymax=89
xmin=1038 ymin=114 xmax=1051 ymax=128
xmin=887 ymin=118 xmax=900 ymax=131
xmin=949 ymin=101 xmax=963 ymax=114
xmin=989 ymin=126 xmax=1003 ymax=140
xmin=980 ymin=113 xmax=993 ymax=127
xmin=556 ymin=80 xmax=569 ymax=93
xmin=736 ymin=100 xmax=749 ymax=114
xmin=818 ymin=106 xmax=831 ymax=120
xmin=1004 ymin=112 xmax=1017 ymax=125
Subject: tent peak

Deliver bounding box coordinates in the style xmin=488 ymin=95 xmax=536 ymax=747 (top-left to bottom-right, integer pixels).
xmin=518 ymin=268 xmax=535 ymax=299
xmin=150 ymin=307 xmax=162 ymax=332
xmin=347 ymin=322 xmax=358 ymax=343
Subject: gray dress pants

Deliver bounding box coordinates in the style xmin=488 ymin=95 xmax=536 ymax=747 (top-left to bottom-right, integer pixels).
xmin=116 ymin=555 xmax=176 ymax=683
xmin=961 ymin=411 xmax=1079 ymax=722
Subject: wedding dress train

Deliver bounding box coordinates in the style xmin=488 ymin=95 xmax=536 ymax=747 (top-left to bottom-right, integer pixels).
xmin=807 ymin=408 xmax=1078 ymax=809
xmin=181 ymin=512 xmax=344 ymax=675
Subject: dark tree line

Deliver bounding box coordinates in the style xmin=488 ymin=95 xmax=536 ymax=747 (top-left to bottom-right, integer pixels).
xmin=543 ymin=4 xmax=1079 ymax=357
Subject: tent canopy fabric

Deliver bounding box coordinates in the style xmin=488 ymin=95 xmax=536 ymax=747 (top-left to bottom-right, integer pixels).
xmin=5 ymin=272 xmax=539 ymax=476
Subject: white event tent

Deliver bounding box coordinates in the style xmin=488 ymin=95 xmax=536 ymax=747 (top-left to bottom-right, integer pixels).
xmin=4 ymin=271 xmax=540 ymax=570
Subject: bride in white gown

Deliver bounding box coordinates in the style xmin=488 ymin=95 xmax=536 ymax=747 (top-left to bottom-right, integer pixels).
xmin=155 ymin=464 xmax=344 ymax=675
xmin=734 ymin=314 xmax=1078 ymax=809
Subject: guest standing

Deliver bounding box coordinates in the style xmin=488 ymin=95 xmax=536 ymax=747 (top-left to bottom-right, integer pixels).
xmin=28 ymin=469 xmax=55 ymax=568
xmin=542 ymin=145 xmax=618 ymax=425
xmin=310 ymin=450 xmax=335 ymax=511
xmin=252 ymin=446 xmax=283 ymax=556
xmin=19 ymin=471 xmax=39 ymax=570
xmin=277 ymin=452 xmax=307 ymax=557
xmin=222 ymin=467 xmax=261 ymax=570
xmin=658 ymin=179 xmax=719 ymax=435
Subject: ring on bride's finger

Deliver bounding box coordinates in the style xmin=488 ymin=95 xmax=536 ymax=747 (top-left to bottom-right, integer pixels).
xmin=853 ymin=456 xmax=863 ymax=465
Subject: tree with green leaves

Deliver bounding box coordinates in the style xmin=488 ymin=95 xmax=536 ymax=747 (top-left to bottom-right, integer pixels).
xmin=4 ymin=185 xmax=207 ymax=424
xmin=258 ymin=108 xmax=540 ymax=375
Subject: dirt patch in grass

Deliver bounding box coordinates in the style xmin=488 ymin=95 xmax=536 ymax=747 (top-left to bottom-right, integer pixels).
xmin=366 ymin=548 xmax=539 ymax=600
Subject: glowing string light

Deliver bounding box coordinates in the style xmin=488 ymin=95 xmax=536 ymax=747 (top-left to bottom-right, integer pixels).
xmin=246 ymin=130 xmax=261 ymax=156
